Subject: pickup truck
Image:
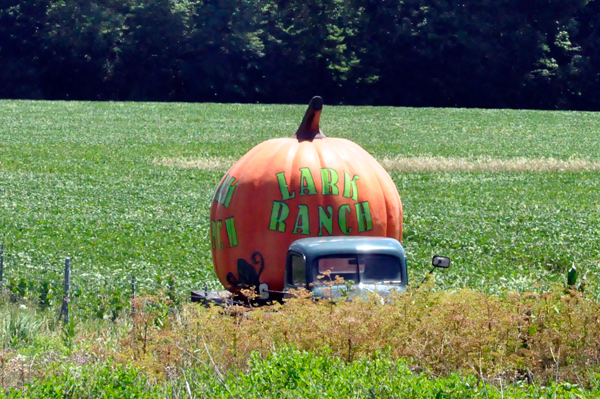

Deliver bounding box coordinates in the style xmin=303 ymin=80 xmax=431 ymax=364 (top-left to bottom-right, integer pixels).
xmin=191 ymin=236 xmax=450 ymax=305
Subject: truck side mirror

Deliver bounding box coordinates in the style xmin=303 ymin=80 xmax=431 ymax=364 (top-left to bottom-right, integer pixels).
xmin=432 ymin=256 xmax=451 ymax=268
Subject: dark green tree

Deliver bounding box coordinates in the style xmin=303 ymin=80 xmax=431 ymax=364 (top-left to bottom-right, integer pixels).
xmin=0 ymin=0 xmax=50 ymax=98
xmin=39 ymin=0 xmax=129 ymax=99
xmin=173 ymin=0 xmax=270 ymax=102
xmin=257 ymin=0 xmax=363 ymax=103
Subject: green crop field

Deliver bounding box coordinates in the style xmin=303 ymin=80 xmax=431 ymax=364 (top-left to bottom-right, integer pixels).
xmin=1 ymin=100 xmax=600 ymax=314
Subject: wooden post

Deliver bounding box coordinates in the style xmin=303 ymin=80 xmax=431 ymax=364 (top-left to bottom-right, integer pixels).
xmin=0 ymin=244 xmax=4 ymax=292
xmin=61 ymin=258 xmax=70 ymax=324
xmin=131 ymin=275 xmax=135 ymax=314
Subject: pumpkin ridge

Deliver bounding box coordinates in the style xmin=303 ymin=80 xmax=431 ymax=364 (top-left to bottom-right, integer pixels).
xmin=365 ymin=148 xmax=402 ymax=239
xmin=230 ymin=138 xmax=290 ymax=185
xmin=348 ymin=142 xmax=390 ymax=236
xmin=350 ymin=144 xmax=402 ymax=240
xmin=313 ymin=139 xmax=328 ymax=181
xmin=322 ymin=138 xmax=355 ymax=184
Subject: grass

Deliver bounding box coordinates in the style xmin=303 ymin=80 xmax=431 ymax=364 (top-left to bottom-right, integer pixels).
xmin=1 ymin=101 xmax=600 ymax=307
xmin=2 ymin=100 xmax=600 ymax=305
xmin=3 ymin=350 xmax=599 ymax=398
xmin=1 ymin=98 xmax=600 ymax=399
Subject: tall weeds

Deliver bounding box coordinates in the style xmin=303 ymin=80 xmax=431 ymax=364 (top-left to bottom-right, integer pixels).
xmin=112 ymin=286 xmax=600 ymax=387
xmin=3 ymin=286 xmax=600 ymax=393
xmin=0 ymin=304 xmax=46 ymax=350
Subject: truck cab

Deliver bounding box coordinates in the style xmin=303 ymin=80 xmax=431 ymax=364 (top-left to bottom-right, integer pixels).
xmin=192 ymin=236 xmax=449 ymax=305
xmin=284 ymin=236 xmax=408 ymax=298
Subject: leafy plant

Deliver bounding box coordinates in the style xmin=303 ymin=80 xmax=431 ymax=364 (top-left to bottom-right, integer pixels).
xmin=0 ymin=306 xmax=44 ymax=350
xmin=61 ymin=318 xmax=78 ymax=354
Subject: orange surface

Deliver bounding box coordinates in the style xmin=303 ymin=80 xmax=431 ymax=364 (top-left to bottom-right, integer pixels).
xmin=210 ymin=137 xmax=402 ymax=293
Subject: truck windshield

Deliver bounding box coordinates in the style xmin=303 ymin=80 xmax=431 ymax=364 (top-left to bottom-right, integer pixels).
xmin=317 ymin=256 xmax=361 ymax=283
xmin=359 ymin=254 xmax=401 ymax=283
xmin=316 ymin=254 xmax=401 ymax=284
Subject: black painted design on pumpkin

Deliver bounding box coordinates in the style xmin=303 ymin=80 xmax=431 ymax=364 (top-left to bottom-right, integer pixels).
xmin=226 ymin=252 xmax=265 ymax=292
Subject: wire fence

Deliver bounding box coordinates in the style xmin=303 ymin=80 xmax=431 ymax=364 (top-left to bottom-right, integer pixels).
xmin=0 ymin=244 xmax=214 ymax=322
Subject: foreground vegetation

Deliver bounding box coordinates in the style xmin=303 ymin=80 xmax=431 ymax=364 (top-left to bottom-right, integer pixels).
xmin=2 ymin=285 xmax=600 ymax=397
xmin=3 ymin=353 xmax=599 ymax=398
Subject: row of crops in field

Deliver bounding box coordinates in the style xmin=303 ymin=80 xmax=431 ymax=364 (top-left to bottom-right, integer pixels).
xmin=1 ymin=100 xmax=600 ymax=312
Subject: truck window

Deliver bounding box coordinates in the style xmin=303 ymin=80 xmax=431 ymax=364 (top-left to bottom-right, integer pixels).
xmin=290 ymin=254 xmax=306 ymax=286
xmin=359 ymin=254 xmax=401 ymax=283
xmin=316 ymin=256 xmax=361 ymax=283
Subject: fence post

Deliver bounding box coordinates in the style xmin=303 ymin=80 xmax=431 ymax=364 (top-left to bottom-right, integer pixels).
xmin=0 ymin=244 xmax=4 ymax=292
xmin=131 ymin=275 xmax=135 ymax=314
xmin=61 ymin=258 xmax=70 ymax=324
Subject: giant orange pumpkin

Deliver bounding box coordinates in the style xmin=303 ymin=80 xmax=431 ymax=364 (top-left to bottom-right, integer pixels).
xmin=210 ymin=97 xmax=402 ymax=296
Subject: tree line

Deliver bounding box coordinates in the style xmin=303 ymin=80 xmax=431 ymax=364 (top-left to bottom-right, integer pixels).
xmin=1 ymin=0 xmax=600 ymax=109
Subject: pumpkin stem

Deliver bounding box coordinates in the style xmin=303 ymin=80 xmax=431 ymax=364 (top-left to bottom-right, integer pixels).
xmin=293 ymin=96 xmax=326 ymax=142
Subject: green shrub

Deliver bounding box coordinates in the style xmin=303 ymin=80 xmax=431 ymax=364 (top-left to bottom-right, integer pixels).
xmin=175 ymin=347 xmax=600 ymax=398
xmin=1 ymin=362 xmax=159 ymax=399
xmin=4 ymin=349 xmax=598 ymax=398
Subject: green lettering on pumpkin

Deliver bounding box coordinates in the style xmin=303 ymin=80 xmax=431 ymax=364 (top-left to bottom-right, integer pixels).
xmin=213 ymin=174 xmax=237 ymax=208
xmin=225 ymin=217 xmax=238 ymax=247
xmin=321 ymin=168 xmax=339 ymax=196
xmin=343 ymin=172 xmax=360 ymax=201
xmin=210 ymin=220 xmax=216 ymax=249
xmin=318 ymin=205 xmax=333 ymax=236
xmin=299 ymin=168 xmax=317 ymax=196
xmin=269 ymin=201 xmax=290 ymax=232
xmin=338 ymin=204 xmax=352 ymax=235
xmin=293 ymin=205 xmax=310 ymax=234
xmin=355 ymin=201 xmax=373 ymax=232
xmin=276 ymin=172 xmax=295 ymax=200
xmin=211 ymin=219 xmax=223 ymax=249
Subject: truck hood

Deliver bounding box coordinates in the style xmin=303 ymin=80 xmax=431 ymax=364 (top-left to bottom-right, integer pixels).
xmin=309 ymin=282 xmax=406 ymax=299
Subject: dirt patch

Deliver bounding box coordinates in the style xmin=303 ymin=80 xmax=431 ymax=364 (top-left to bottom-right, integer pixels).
xmin=380 ymin=156 xmax=600 ymax=172
xmin=152 ymin=157 xmax=234 ymax=171
xmin=154 ymin=156 xmax=600 ymax=173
